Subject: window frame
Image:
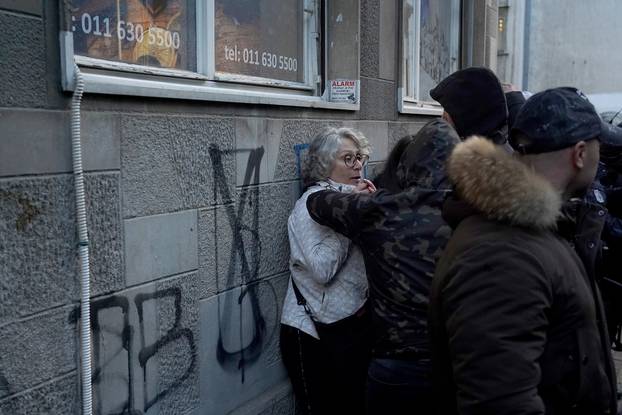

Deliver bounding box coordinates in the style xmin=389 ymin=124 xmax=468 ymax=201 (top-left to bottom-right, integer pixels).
xmin=208 ymin=0 xmax=316 ymax=91
xmin=398 ymin=0 xmax=461 ymax=115
xmin=60 ymin=0 xmax=358 ymax=110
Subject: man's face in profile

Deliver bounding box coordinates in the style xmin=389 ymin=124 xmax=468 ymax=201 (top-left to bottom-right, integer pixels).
xmin=573 ymin=139 xmax=601 ymax=198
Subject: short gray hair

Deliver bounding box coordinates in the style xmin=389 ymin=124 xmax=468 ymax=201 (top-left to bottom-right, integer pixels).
xmin=303 ymin=127 xmax=370 ymax=186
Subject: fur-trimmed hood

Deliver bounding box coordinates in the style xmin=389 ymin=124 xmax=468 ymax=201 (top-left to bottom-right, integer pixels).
xmin=447 ymin=136 xmax=562 ymax=229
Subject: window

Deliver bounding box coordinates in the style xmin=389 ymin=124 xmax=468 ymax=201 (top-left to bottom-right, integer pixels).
xmin=214 ymin=1 xmax=305 ymax=86
xmin=61 ymin=0 xmax=360 ymax=109
xmin=497 ymin=5 xmax=509 ymax=54
xmin=324 ymin=0 xmax=360 ymax=104
xmin=400 ymin=0 xmax=461 ymax=114
xmin=71 ymin=0 xmax=197 ymax=72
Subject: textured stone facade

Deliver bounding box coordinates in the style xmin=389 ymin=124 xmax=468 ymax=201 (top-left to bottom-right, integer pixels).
xmin=0 ymin=1 xmax=495 ymax=414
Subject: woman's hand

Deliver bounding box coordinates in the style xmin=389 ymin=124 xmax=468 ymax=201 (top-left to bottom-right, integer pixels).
xmin=354 ymin=179 xmax=376 ymax=193
xmin=501 ymin=82 xmax=520 ymax=93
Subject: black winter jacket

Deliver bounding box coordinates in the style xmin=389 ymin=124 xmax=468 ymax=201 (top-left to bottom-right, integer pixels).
xmin=429 ymin=137 xmax=617 ymax=415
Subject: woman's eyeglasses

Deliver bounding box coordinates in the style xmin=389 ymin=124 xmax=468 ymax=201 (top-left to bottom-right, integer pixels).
xmin=342 ymin=153 xmax=369 ymax=168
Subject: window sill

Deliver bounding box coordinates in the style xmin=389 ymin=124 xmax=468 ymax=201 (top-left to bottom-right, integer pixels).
xmin=398 ymin=100 xmax=443 ymax=116
xmin=62 ymin=67 xmax=357 ymax=110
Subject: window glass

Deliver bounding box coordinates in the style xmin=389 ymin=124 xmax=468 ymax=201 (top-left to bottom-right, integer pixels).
xmin=402 ymin=0 xmax=459 ymax=105
xmin=326 ymin=0 xmax=360 ymax=103
xmin=418 ymin=0 xmax=459 ymax=102
xmin=402 ymin=0 xmax=416 ymax=99
xmin=214 ymin=0 xmax=305 ymax=84
xmin=326 ymin=0 xmax=358 ymax=81
xmin=63 ymin=0 xmax=362 ymax=108
xmin=71 ymin=0 xmax=197 ymax=71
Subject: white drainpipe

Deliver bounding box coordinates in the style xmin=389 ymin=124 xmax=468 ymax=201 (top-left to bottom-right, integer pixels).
xmin=70 ymin=63 xmax=93 ymax=415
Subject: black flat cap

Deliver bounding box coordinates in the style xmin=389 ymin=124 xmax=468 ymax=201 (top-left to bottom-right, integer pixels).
xmin=510 ymin=87 xmax=622 ymax=154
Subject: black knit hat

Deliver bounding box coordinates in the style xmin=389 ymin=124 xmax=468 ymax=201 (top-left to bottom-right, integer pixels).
xmin=510 ymin=87 xmax=622 ymax=154
xmin=430 ymin=67 xmax=508 ymax=140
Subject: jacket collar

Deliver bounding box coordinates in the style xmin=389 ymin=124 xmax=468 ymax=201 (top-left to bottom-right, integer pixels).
xmin=316 ymin=179 xmax=355 ymax=193
xmin=446 ymin=136 xmax=563 ymax=230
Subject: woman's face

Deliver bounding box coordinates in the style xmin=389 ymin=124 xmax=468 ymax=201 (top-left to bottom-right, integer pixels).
xmin=329 ymin=138 xmax=365 ymax=185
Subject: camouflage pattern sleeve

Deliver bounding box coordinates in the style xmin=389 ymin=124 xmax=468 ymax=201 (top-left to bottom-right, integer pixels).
xmin=306 ymin=190 xmax=373 ymax=241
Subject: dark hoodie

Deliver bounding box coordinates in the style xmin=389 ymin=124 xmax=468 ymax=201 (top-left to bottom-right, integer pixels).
xmin=430 ymin=67 xmax=509 ymax=143
xmin=306 ymin=119 xmax=460 ymax=359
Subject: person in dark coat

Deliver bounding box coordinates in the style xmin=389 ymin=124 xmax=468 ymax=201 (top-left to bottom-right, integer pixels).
xmin=501 ymin=82 xmax=528 ymax=129
xmin=306 ymin=119 xmax=460 ymax=415
xmin=430 ymin=66 xmax=509 ymax=144
xmin=594 ymin=128 xmax=622 ymax=349
xmin=376 ymin=67 xmax=512 ymax=194
xmin=373 ymin=134 xmax=417 ymax=192
xmin=429 ymin=87 xmax=620 ymax=415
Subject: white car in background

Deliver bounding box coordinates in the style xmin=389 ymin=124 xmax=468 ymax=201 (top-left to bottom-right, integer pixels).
xmin=588 ymin=92 xmax=622 ymax=125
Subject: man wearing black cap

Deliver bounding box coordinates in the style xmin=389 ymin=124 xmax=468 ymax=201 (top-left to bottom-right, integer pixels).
xmin=430 ymin=66 xmax=522 ymax=144
xmin=428 ymin=87 xmax=621 ymax=415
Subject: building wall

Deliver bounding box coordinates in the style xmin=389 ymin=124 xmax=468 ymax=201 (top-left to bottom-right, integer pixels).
xmin=496 ymin=0 xmax=525 ymax=87
xmin=0 ymin=1 xmax=495 ymax=414
xmin=524 ymin=0 xmax=622 ymax=93
xmin=462 ymin=0 xmax=499 ymax=71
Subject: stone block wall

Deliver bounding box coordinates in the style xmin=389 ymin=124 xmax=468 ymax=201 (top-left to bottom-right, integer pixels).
xmin=0 ymin=1 xmax=453 ymax=414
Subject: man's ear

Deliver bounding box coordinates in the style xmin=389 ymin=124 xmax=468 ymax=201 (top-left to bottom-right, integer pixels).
xmin=572 ymin=140 xmax=587 ymax=169
xmin=442 ymin=111 xmax=454 ymax=127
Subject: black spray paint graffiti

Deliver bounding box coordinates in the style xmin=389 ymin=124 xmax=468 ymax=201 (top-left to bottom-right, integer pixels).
xmin=208 ymin=145 xmax=279 ymax=383
xmin=135 ymin=288 xmax=195 ymax=411
xmin=70 ymin=287 xmax=195 ymax=415
xmin=65 ymin=145 xmax=280 ymax=414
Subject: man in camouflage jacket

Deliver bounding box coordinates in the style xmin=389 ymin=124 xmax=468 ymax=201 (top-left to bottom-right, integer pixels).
xmin=306 ymin=119 xmax=459 ymax=414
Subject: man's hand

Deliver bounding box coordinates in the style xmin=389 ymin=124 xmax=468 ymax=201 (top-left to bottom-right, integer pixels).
xmin=354 ymin=179 xmax=376 ymax=193
xmin=502 ymin=82 xmax=520 ymax=93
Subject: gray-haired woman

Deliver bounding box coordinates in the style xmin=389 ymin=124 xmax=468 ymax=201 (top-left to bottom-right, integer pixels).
xmin=280 ymin=127 xmax=375 ymax=415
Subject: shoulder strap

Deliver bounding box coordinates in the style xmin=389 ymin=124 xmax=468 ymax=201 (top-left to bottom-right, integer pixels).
xmin=290 ymin=277 xmax=313 ymax=316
